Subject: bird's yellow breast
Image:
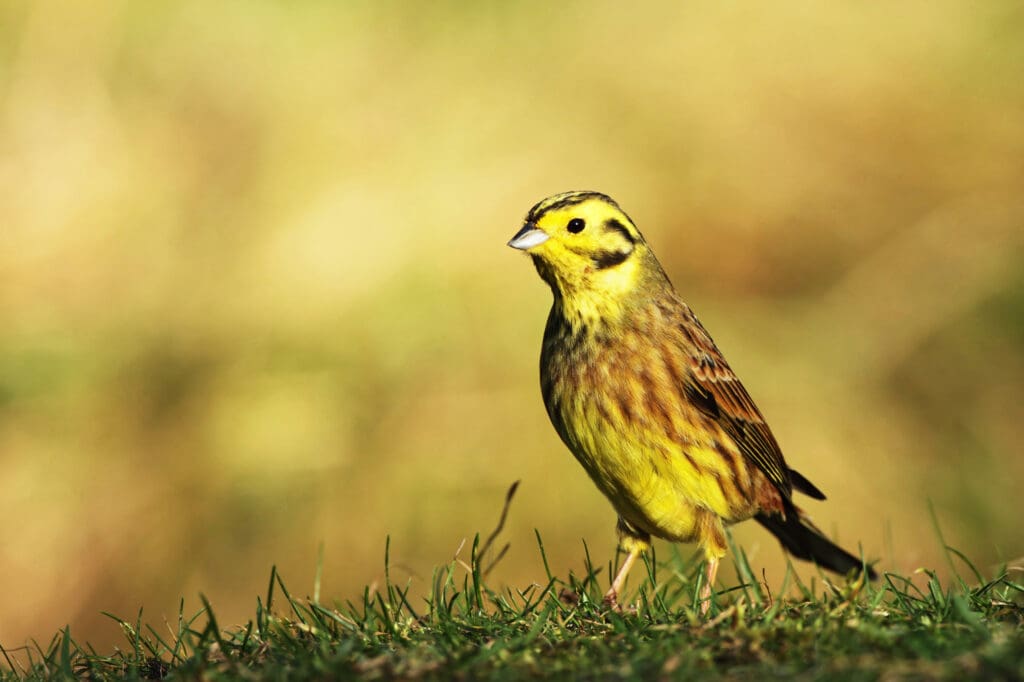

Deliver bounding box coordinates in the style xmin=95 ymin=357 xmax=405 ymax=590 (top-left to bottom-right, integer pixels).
xmin=541 ymin=307 xmax=760 ymax=544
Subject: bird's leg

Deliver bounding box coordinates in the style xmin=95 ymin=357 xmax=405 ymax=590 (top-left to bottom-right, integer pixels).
xmin=696 ymin=512 xmax=727 ymax=617
xmin=603 ymin=544 xmax=642 ymax=611
xmin=698 ymin=556 xmax=720 ymax=616
xmin=604 ymin=519 xmax=650 ymax=612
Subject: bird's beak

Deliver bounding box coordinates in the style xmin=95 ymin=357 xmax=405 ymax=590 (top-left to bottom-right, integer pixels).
xmin=508 ymin=223 xmax=550 ymax=250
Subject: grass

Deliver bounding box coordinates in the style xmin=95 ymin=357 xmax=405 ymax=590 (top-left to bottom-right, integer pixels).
xmin=2 ymin=487 xmax=1022 ymax=680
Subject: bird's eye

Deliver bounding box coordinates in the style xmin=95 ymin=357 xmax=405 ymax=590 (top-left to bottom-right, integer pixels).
xmin=567 ymin=218 xmax=586 ymax=233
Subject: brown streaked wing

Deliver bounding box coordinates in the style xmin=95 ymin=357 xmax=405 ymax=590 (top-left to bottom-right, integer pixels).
xmin=673 ymin=304 xmax=793 ymax=498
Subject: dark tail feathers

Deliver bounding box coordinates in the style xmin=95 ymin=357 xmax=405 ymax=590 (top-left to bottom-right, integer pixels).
xmin=756 ymin=506 xmax=877 ymax=580
xmin=789 ymin=468 xmax=826 ymax=500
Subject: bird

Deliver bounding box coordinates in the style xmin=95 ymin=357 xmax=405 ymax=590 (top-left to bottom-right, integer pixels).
xmin=508 ymin=190 xmax=875 ymax=614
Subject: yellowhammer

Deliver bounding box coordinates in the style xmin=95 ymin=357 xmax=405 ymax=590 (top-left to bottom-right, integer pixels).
xmin=509 ymin=190 xmax=875 ymax=614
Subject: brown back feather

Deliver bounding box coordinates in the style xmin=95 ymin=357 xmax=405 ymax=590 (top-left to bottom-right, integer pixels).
xmin=668 ymin=298 xmax=794 ymax=499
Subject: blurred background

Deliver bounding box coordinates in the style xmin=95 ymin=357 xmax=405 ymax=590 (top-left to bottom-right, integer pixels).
xmin=2 ymin=0 xmax=1023 ymax=651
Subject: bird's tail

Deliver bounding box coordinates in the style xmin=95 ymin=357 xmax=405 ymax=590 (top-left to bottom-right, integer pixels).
xmin=756 ymin=506 xmax=877 ymax=580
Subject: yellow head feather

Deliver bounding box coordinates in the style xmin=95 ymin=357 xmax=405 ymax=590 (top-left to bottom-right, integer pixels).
xmin=509 ymin=191 xmax=668 ymax=328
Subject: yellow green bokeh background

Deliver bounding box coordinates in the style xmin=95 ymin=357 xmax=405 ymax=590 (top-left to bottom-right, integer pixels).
xmin=2 ymin=1 xmax=1023 ymax=650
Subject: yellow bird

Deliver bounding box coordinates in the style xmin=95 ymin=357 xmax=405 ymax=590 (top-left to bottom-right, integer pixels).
xmin=509 ymin=191 xmax=875 ymax=613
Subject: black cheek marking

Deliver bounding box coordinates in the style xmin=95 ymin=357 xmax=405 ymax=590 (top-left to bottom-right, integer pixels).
xmin=592 ymin=249 xmax=632 ymax=269
xmin=605 ymin=218 xmax=637 ymax=245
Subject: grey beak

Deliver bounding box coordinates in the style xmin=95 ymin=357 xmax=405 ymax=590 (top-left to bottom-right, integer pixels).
xmin=508 ymin=223 xmax=550 ymax=250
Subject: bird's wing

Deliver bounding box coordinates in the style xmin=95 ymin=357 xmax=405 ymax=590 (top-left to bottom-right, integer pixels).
xmin=676 ymin=307 xmax=793 ymax=497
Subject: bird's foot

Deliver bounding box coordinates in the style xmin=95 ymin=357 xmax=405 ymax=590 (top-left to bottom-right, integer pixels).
xmin=602 ymin=589 xmax=637 ymax=615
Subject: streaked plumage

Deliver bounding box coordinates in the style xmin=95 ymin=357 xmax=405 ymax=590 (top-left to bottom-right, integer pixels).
xmin=509 ymin=191 xmax=875 ymax=613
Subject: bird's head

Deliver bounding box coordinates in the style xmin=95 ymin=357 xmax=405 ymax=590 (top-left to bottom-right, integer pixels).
xmin=509 ymin=192 xmax=667 ymax=319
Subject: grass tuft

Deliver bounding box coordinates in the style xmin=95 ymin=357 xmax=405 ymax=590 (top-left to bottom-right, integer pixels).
xmin=1 ymin=485 xmax=1022 ymax=680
